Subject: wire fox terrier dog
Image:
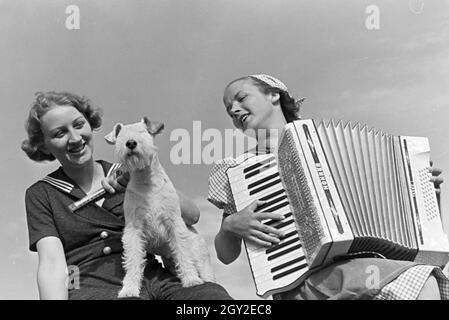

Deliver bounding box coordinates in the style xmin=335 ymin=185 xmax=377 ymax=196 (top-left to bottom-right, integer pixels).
xmin=105 ymin=117 xmax=215 ymax=298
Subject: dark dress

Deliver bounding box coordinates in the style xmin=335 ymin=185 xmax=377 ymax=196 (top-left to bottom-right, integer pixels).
xmin=25 ymin=160 xmax=232 ymax=300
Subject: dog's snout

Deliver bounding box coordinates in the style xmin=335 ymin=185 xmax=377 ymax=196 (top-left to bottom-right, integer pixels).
xmin=126 ymin=140 xmax=138 ymax=150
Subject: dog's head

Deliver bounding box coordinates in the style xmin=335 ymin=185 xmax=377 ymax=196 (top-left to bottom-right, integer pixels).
xmin=105 ymin=117 xmax=164 ymax=171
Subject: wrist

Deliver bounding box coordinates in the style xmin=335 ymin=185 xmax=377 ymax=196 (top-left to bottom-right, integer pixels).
xmin=221 ymin=215 xmax=241 ymax=240
xmin=222 ymin=215 xmax=233 ymax=233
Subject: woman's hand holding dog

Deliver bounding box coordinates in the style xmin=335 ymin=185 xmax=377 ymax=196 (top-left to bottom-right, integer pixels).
xmin=101 ymin=170 xmax=130 ymax=194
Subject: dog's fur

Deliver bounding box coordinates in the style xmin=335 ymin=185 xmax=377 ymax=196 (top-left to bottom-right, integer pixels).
xmin=105 ymin=118 xmax=215 ymax=298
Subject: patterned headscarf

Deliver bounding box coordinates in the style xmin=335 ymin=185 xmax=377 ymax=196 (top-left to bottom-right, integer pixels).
xmin=249 ymin=74 xmax=305 ymax=111
xmin=249 ymin=74 xmax=289 ymax=93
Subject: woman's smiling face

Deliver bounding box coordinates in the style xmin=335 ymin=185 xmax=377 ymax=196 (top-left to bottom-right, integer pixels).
xmin=223 ymin=78 xmax=277 ymax=132
xmin=40 ymin=105 xmax=94 ymax=169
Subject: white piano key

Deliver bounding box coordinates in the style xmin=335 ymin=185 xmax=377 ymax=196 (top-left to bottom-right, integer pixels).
xmin=249 ymin=244 xmax=303 ymax=272
xmin=243 ymin=163 xmax=279 ymax=182
xmin=249 ymin=241 xmax=304 ymax=273
xmin=227 ymin=155 xmax=275 ymax=180
xmin=244 ymin=161 xmax=278 ymax=179
xmin=236 ymin=192 xmax=289 ymax=213
xmin=251 ymin=247 xmax=306 ymax=278
xmin=248 ymin=236 xmax=302 ymax=261
xmin=253 ymin=256 xmax=308 ymax=283
xmin=233 ymin=180 xmax=284 ymax=202
xmin=231 ymin=169 xmax=281 ymax=194
xmin=235 ymin=160 xmax=278 ymax=181
xmin=259 ymin=205 xmax=291 ymax=217
xmin=233 ymin=185 xmax=285 ymax=207
xmin=247 ymin=226 xmax=298 ymax=258
xmin=247 ymin=233 xmax=298 ymax=259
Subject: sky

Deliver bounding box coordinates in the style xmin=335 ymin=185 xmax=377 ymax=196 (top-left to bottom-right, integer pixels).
xmin=1 ymin=0 xmax=449 ymax=300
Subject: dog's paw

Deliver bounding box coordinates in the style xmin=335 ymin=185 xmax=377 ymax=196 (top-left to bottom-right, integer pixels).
xmin=118 ymin=286 xmax=140 ymax=298
xmin=181 ymin=277 xmax=204 ymax=288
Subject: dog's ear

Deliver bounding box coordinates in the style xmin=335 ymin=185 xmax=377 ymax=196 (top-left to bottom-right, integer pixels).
xmin=104 ymin=123 xmax=123 ymax=145
xmin=142 ymin=117 xmax=165 ymax=136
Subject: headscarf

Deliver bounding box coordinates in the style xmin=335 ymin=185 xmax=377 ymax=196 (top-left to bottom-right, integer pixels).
xmin=249 ymin=74 xmax=306 ymax=112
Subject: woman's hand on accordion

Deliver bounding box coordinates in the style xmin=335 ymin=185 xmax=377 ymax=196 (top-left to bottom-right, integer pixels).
xmin=430 ymin=161 xmax=443 ymax=195
xmin=223 ymin=200 xmax=286 ymax=247
xmin=430 ymin=161 xmax=443 ymax=210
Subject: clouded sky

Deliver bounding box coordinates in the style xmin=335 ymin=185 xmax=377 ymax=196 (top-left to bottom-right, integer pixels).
xmin=1 ymin=0 xmax=449 ymax=300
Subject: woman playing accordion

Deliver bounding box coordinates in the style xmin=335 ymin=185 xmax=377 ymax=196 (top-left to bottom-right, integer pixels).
xmin=208 ymin=74 xmax=449 ymax=300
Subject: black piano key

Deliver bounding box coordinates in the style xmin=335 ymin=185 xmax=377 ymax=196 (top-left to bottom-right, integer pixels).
xmin=271 ymin=256 xmax=306 ymax=273
xmin=245 ymin=169 xmax=261 ymax=180
xmin=279 ymin=230 xmax=297 ymax=241
xmin=245 ymin=162 xmax=276 ymax=179
xmin=248 ymin=172 xmax=280 ymax=190
xmin=243 ymin=156 xmax=275 ymax=174
xmin=249 ymin=178 xmax=282 ymax=196
xmin=263 ymin=212 xmax=292 ymax=226
xmin=243 ymin=162 xmax=263 ymax=174
xmin=267 ymin=244 xmax=302 ymax=261
xmin=272 ymin=263 xmax=309 ymax=280
xmin=273 ymin=219 xmax=294 ymax=230
xmin=255 ymin=195 xmax=287 ymax=212
xmin=263 ymin=201 xmax=289 ymax=213
xmin=266 ymin=237 xmax=300 ymax=254
xmin=259 ymin=189 xmax=285 ymax=202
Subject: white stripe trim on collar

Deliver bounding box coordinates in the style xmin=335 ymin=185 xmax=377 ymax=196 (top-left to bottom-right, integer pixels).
xmin=41 ymin=163 xmax=121 ymax=194
xmin=43 ymin=175 xmax=73 ymax=189
xmin=41 ymin=176 xmax=73 ymax=193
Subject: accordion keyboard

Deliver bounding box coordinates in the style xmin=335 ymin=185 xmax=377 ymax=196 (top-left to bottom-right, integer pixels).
xmin=227 ymin=154 xmax=309 ymax=298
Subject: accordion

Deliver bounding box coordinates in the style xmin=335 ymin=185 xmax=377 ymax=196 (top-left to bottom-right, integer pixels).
xmin=227 ymin=119 xmax=449 ymax=298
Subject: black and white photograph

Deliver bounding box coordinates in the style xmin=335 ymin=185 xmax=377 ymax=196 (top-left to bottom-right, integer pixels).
xmin=1 ymin=0 xmax=449 ymax=303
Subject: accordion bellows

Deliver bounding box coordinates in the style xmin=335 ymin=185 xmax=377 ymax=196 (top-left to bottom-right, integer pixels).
xmin=278 ymin=119 xmax=449 ymax=269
